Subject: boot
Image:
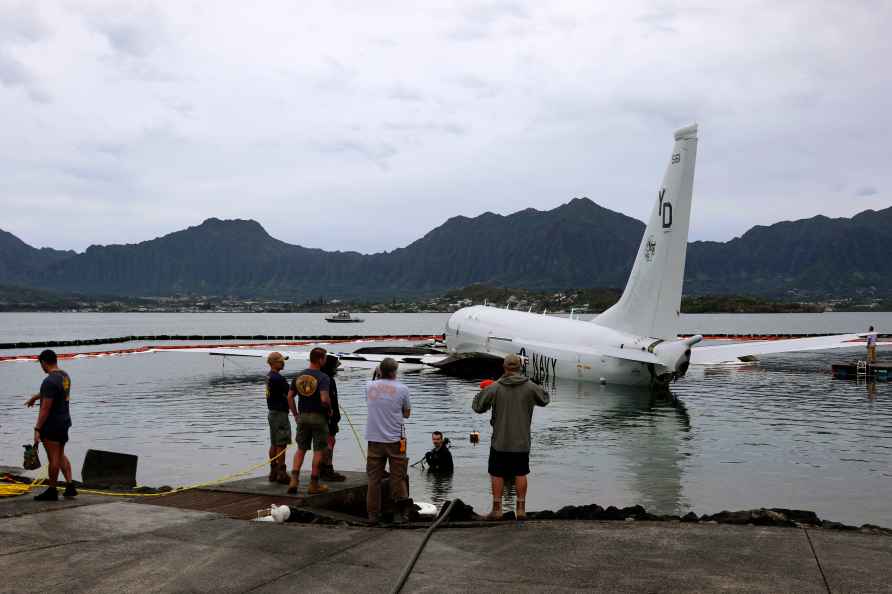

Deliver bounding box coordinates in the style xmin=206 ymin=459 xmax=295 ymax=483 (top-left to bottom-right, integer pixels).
xmin=34 ymin=486 xmax=59 ymax=501
xmin=286 ymin=471 xmax=300 ymax=495
xmin=275 ymin=464 xmax=290 ymax=485
xmin=63 ymin=483 xmax=78 ymax=498
xmin=320 ymin=464 xmax=346 ymax=482
xmin=308 ymin=477 xmax=329 ymax=495
xmin=268 ymin=462 xmax=278 ymax=482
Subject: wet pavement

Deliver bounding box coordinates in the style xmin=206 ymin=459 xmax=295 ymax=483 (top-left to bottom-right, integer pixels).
xmin=2 ymin=491 xmax=891 ymax=593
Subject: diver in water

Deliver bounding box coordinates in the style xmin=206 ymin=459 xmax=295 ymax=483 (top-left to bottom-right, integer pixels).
xmin=424 ymin=431 xmax=454 ymax=474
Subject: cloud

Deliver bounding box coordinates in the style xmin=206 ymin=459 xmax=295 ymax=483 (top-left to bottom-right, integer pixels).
xmin=0 ymin=49 xmax=50 ymax=103
xmin=387 ymin=84 xmax=425 ymax=102
xmin=1 ymin=1 xmax=891 ymax=254
xmin=856 ymin=186 xmax=878 ymax=197
xmin=86 ymin=6 xmax=167 ymax=58
xmin=0 ymin=2 xmax=51 ymax=44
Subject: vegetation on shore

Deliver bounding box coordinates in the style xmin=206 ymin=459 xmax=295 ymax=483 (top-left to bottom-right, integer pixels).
xmin=2 ymin=283 xmax=888 ymax=314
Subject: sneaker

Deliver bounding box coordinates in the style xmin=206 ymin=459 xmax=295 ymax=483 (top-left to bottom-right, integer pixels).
xmin=63 ymin=484 xmax=78 ymax=498
xmin=34 ymin=486 xmax=59 ymax=501
xmin=307 ymin=482 xmax=329 ymax=495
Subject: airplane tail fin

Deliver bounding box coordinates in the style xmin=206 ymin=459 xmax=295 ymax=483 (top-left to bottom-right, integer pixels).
xmin=594 ymin=124 xmax=698 ymax=339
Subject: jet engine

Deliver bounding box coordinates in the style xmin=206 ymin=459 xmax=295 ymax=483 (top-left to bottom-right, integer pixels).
xmin=650 ymin=335 xmax=703 ymax=384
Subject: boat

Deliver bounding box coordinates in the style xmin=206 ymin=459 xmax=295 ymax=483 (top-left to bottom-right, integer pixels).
xmin=325 ymin=311 xmax=364 ymax=323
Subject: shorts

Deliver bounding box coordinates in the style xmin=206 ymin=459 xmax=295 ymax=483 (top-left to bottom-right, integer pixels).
xmin=328 ymin=421 xmax=339 ymax=436
xmin=267 ymin=410 xmax=292 ymax=446
xmin=487 ymin=448 xmax=530 ymax=478
xmin=41 ymin=423 xmax=70 ymax=445
xmin=296 ymin=413 xmax=329 ymax=452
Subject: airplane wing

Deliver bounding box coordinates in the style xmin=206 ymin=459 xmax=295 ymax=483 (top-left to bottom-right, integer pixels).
xmin=157 ymin=346 xmax=448 ymax=370
xmin=689 ymin=334 xmax=868 ymax=365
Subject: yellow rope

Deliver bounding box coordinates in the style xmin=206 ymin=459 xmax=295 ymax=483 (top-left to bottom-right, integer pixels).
xmin=1 ymin=449 xmax=286 ymax=498
xmin=339 ymin=404 xmax=366 ymax=459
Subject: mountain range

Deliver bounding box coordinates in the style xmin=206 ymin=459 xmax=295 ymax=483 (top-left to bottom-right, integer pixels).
xmin=2 ymin=198 xmax=889 ymax=300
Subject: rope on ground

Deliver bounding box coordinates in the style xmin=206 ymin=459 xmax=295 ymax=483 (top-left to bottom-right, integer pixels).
xmin=390 ymin=499 xmax=458 ymax=594
xmin=339 ymin=404 xmax=366 ymax=459
xmin=1 ymin=449 xmax=286 ymax=498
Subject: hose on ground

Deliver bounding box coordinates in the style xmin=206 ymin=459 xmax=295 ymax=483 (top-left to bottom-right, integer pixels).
xmin=390 ymin=499 xmax=457 ymax=594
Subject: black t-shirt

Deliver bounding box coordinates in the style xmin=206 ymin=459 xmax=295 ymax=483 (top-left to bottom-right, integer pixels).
xmin=328 ymin=377 xmax=341 ymax=425
xmin=39 ymin=370 xmax=72 ymax=429
xmin=425 ymin=444 xmax=454 ymax=474
xmin=291 ymin=368 xmax=330 ymax=414
xmin=266 ymin=371 xmax=289 ymax=412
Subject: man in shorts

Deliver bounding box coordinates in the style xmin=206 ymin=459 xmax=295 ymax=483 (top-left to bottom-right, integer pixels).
xmin=265 ymin=352 xmax=291 ymax=484
xmin=25 ymin=349 xmax=77 ymax=501
xmin=286 ymin=347 xmax=331 ymax=495
xmin=472 ymin=353 xmax=549 ymax=520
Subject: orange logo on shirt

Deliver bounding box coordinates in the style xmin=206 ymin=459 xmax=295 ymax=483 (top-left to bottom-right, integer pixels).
xmin=295 ymin=375 xmax=318 ymax=397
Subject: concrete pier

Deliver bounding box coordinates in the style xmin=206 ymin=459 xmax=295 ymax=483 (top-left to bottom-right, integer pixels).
xmin=2 ymin=484 xmax=891 ymax=592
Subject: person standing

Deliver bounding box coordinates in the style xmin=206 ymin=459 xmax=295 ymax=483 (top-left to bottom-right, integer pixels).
xmin=424 ymin=431 xmax=454 ymax=474
xmin=286 ymin=347 xmax=331 ymax=495
xmin=472 ymin=353 xmax=549 ymax=520
xmin=25 ymin=350 xmax=76 ymax=501
xmin=365 ymin=358 xmax=411 ymax=524
xmin=265 ymin=352 xmax=291 ymax=484
xmin=320 ymin=354 xmax=346 ymax=481
xmin=867 ymin=326 xmax=878 ymax=364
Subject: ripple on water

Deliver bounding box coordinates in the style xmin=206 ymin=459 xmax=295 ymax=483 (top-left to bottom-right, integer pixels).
xmin=1 ymin=347 xmax=891 ymax=525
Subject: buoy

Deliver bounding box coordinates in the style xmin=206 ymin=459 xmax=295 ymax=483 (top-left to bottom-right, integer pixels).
xmin=415 ymin=502 xmax=437 ymax=517
xmin=271 ymin=504 xmax=291 ymax=523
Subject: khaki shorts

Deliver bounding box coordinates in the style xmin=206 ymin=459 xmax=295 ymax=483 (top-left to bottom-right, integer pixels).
xmin=267 ymin=410 xmax=292 ymax=447
xmin=296 ymin=413 xmax=329 ymax=451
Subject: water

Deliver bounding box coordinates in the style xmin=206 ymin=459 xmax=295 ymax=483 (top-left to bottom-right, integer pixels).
xmin=1 ymin=312 xmax=890 ymax=526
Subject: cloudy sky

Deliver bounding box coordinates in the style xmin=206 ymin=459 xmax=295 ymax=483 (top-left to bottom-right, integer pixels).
xmin=1 ymin=1 xmax=889 ymax=253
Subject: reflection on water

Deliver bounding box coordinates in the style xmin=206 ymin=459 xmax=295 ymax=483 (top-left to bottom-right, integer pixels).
xmin=2 ymin=344 xmax=891 ymax=527
xmin=424 ymin=471 xmax=455 ymax=506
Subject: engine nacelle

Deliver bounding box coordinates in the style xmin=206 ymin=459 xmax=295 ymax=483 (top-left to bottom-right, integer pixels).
xmin=653 ymin=335 xmax=702 ymax=379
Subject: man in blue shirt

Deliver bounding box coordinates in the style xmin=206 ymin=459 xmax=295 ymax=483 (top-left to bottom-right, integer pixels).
xmin=365 ymin=358 xmax=411 ymax=523
xmin=25 ymin=350 xmax=77 ymax=501
xmin=287 ymin=347 xmax=332 ymax=495
xmin=265 ymin=352 xmax=291 ymax=484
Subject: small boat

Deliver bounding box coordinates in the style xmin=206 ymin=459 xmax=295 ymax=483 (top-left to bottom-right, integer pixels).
xmin=325 ymin=311 xmax=364 ymax=323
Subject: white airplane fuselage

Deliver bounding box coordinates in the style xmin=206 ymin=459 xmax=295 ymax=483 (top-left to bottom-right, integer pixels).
xmin=442 ymin=124 xmax=702 ymax=388
xmin=445 ymin=306 xmax=696 ymax=387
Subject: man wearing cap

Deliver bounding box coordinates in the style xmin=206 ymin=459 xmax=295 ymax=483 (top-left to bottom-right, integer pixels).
xmin=472 ymin=353 xmax=549 ymax=520
xmin=25 ymin=349 xmax=77 ymax=501
xmin=365 ymin=357 xmax=412 ymax=524
xmin=286 ymin=347 xmax=332 ymax=495
xmin=265 ymin=352 xmax=291 ymax=484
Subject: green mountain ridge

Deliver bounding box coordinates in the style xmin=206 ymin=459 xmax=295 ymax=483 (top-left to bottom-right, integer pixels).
xmin=1 ymin=199 xmax=890 ymax=299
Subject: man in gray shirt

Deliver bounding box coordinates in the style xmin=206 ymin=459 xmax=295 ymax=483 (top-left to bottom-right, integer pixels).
xmin=365 ymin=358 xmax=411 ymax=523
xmin=473 ymin=353 xmax=549 ymax=520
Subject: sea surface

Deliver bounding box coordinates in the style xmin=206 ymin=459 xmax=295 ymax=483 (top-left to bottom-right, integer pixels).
xmin=1 ymin=312 xmax=891 ymax=526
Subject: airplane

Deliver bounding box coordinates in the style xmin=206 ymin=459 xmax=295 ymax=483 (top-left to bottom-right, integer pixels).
xmin=171 ymin=124 xmax=877 ymax=389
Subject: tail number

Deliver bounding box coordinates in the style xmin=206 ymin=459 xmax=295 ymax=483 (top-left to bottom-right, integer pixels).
xmin=659 ymin=188 xmax=672 ymax=229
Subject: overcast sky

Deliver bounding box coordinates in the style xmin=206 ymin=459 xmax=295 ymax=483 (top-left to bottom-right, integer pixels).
xmin=1 ymin=1 xmax=889 ymax=253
